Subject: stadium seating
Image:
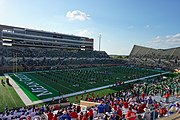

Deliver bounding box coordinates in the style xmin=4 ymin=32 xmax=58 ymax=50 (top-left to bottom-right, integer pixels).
xmin=130 ymin=45 xmax=180 ymax=59
xmin=1 ymin=45 xmax=123 ymax=74
xmin=129 ymin=45 xmax=180 ymax=70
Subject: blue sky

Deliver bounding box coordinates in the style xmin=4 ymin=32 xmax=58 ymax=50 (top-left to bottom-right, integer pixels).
xmin=0 ymin=0 xmax=180 ymax=55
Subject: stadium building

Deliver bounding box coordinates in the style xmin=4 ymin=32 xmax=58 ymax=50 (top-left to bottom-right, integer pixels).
xmin=0 ymin=24 xmax=94 ymax=50
xmin=0 ymin=24 xmax=111 ymax=74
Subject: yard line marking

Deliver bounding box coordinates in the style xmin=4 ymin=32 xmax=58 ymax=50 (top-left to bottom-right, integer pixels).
xmin=24 ymin=73 xmax=59 ymax=93
xmin=29 ymin=73 xmax=75 ymax=92
xmin=53 ymin=81 xmax=75 ymax=92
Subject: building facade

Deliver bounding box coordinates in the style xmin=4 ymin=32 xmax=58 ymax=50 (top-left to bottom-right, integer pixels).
xmin=0 ymin=24 xmax=94 ymax=50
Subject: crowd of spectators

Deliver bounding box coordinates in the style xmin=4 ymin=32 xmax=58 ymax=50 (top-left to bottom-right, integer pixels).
xmin=0 ymin=46 xmax=109 ymax=58
xmin=0 ymin=75 xmax=180 ymax=120
xmin=80 ymin=75 xmax=180 ymax=120
xmin=0 ymin=45 xmax=116 ymax=69
xmin=0 ymin=45 xmax=129 ymax=74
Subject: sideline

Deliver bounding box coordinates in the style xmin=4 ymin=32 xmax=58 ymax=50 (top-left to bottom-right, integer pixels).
xmin=4 ymin=74 xmax=32 ymax=106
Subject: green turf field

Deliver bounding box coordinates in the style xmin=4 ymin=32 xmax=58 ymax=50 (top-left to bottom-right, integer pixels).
xmin=68 ymin=83 xmax=131 ymax=103
xmin=0 ymin=76 xmax=25 ymax=112
xmin=7 ymin=66 xmax=163 ymax=102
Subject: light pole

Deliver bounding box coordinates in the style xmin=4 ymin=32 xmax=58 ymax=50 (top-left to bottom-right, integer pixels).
xmin=99 ymin=34 xmax=101 ymax=51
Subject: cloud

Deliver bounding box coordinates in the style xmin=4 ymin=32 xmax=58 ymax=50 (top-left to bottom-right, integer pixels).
xmin=173 ymin=33 xmax=180 ymax=38
xmin=155 ymin=36 xmax=160 ymax=39
xmin=166 ymin=35 xmax=170 ymax=38
xmin=75 ymin=29 xmax=92 ymax=37
xmin=66 ymin=10 xmax=90 ymax=21
xmin=145 ymin=25 xmax=150 ymax=28
xmin=147 ymin=33 xmax=180 ymax=48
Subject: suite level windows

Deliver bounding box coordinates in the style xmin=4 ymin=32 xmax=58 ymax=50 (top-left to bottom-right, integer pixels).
xmin=2 ymin=29 xmax=14 ymax=33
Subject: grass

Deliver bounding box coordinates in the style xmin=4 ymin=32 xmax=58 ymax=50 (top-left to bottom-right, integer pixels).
xmin=7 ymin=66 xmax=163 ymax=101
xmin=68 ymin=83 xmax=131 ymax=103
xmin=0 ymin=76 xmax=25 ymax=112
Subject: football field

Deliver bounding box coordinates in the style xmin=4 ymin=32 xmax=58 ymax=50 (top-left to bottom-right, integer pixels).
xmin=6 ymin=66 xmax=164 ymax=105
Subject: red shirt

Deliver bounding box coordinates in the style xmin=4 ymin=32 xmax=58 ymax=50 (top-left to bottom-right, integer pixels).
xmin=47 ymin=112 xmax=53 ymax=120
xmin=154 ymin=103 xmax=158 ymax=109
xmin=123 ymin=102 xmax=128 ymax=109
xmin=117 ymin=109 xmax=123 ymax=117
xmin=142 ymin=93 xmax=145 ymax=99
xmin=142 ymin=103 xmax=146 ymax=109
xmin=78 ymin=114 xmax=83 ymax=120
xmin=54 ymin=105 xmax=59 ymax=110
xmin=110 ymin=101 xmax=114 ymax=107
xmin=138 ymin=105 xmax=143 ymax=113
xmin=82 ymin=113 xmax=88 ymax=120
xmin=53 ymin=115 xmax=57 ymax=120
xmin=88 ymin=109 xmax=93 ymax=117
xmin=159 ymin=108 xmax=167 ymax=116
xmin=164 ymin=93 xmax=170 ymax=98
xmin=126 ymin=110 xmax=136 ymax=120
xmin=113 ymin=105 xmax=117 ymax=111
xmin=70 ymin=111 xmax=78 ymax=118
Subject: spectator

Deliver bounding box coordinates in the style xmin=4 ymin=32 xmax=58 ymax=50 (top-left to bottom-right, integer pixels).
xmin=143 ymin=108 xmax=151 ymax=120
xmin=123 ymin=100 xmax=129 ymax=109
xmin=82 ymin=111 xmax=88 ymax=120
xmin=125 ymin=107 xmax=136 ymax=120
xmin=116 ymin=106 xmax=123 ymax=119
xmin=47 ymin=111 xmax=53 ymax=120
xmin=78 ymin=112 xmax=83 ymax=120
xmin=60 ymin=111 xmax=71 ymax=120
xmin=87 ymin=107 xmax=93 ymax=120
xmin=97 ymin=101 xmax=105 ymax=115
xmin=52 ymin=114 xmax=58 ymax=120
xmin=159 ymin=106 xmax=167 ymax=117
xmin=70 ymin=109 xmax=78 ymax=120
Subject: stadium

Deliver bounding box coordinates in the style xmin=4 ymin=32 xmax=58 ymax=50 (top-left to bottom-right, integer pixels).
xmin=0 ymin=24 xmax=180 ymax=119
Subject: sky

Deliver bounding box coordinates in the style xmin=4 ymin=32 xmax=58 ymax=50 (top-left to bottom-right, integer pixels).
xmin=0 ymin=0 xmax=180 ymax=55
